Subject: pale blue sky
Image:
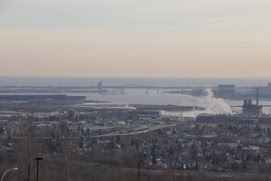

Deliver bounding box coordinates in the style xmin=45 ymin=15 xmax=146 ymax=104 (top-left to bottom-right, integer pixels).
xmin=0 ymin=0 xmax=271 ymax=77
xmin=1 ymin=0 xmax=270 ymax=28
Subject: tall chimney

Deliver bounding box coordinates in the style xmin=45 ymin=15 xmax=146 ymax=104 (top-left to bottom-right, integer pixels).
xmin=256 ymin=87 xmax=259 ymax=106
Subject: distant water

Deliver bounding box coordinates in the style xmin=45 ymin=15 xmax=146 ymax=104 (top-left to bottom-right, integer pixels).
xmin=1 ymin=77 xmax=271 ymax=114
xmin=0 ymin=76 xmax=271 ymax=87
xmin=67 ymin=89 xmax=271 ymax=115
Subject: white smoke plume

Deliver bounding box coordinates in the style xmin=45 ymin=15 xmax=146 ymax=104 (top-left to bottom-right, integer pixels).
xmin=200 ymin=88 xmax=232 ymax=115
xmin=160 ymin=88 xmax=232 ymax=118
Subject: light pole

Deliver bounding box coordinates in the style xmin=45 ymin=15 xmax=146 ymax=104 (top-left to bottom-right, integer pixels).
xmin=1 ymin=167 xmax=18 ymax=181
xmin=157 ymin=159 xmax=172 ymax=181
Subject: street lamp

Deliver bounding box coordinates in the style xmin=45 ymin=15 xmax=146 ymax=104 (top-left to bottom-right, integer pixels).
xmin=157 ymin=159 xmax=172 ymax=181
xmin=1 ymin=167 xmax=18 ymax=181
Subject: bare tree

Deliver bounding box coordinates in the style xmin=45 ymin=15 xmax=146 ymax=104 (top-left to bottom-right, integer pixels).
xmin=60 ymin=121 xmax=74 ymax=181
xmin=19 ymin=115 xmax=39 ymax=181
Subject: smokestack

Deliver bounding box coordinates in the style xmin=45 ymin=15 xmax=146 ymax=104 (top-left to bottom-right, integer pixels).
xmin=256 ymin=87 xmax=259 ymax=106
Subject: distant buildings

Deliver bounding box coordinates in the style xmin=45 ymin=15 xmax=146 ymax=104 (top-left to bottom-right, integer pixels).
xmin=97 ymin=80 xmax=103 ymax=93
xmin=68 ymin=109 xmax=76 ymax=121
xmin=217 ymin=85 xmax=235 ymax=98
xmin=216 ymin=83 xmax=271 ymax=101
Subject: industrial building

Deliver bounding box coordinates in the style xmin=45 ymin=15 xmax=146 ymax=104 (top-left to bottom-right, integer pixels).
xmin=217 ymin=85 xmax=235 ymax=98
xmin=242 ymin=99 xmax=262 ymax=117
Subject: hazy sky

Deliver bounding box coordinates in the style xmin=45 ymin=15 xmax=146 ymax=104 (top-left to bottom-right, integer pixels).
xmin=0 ymin=0 xmax=271 ymax=77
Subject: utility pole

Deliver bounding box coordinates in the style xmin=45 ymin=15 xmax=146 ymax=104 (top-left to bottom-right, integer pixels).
xmin=35 ymin=157 xmax=43 ymax=181
xmin=137 ymin=160 xmax=140 ymax=181
xmin=136 ymin=139 xmax=140 ymax=181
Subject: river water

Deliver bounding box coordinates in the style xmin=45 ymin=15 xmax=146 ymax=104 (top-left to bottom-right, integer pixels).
xmin=67 ymin=89 xmax=271 ymax=115
xmin=1 ymin=77 xmax=271 ymax=115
